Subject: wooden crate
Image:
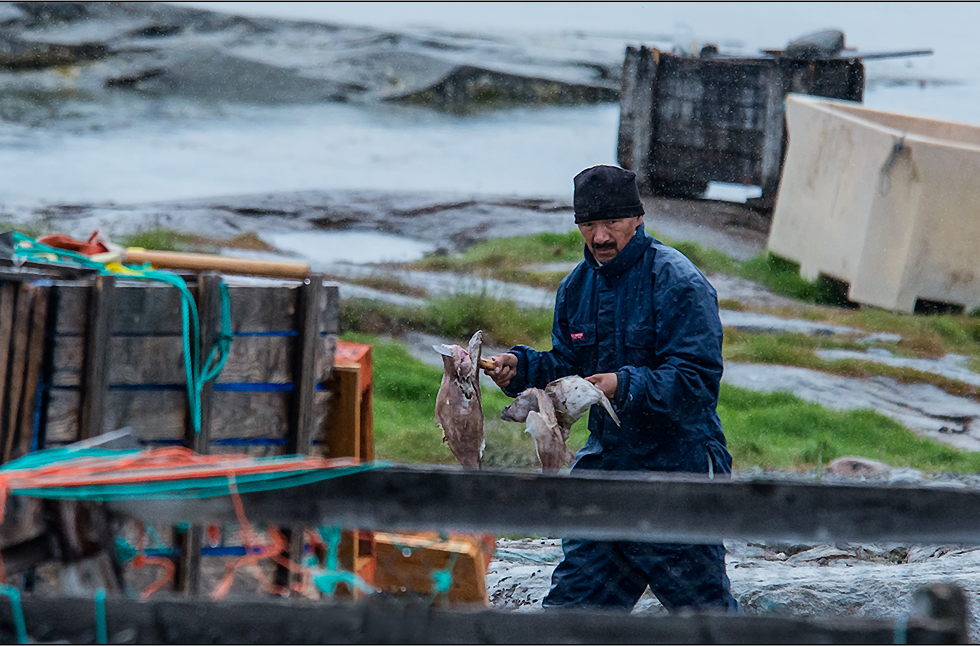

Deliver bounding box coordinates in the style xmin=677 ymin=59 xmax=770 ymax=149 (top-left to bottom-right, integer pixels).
xmin=373 ymin=532 xmax=494 ymax=606
xmin=617 ymin=46 xmax=864 ymax=209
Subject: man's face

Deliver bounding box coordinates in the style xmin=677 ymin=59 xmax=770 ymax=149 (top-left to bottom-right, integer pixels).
xmin=578 ymin=215 xmax=643 ymax=264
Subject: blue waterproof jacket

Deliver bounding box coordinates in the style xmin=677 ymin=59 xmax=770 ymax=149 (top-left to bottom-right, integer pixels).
xmin=503 ymin=227 xmax=732 ymax=475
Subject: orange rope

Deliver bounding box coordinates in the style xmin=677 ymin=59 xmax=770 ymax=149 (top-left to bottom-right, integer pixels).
xmin=130 ymin=522 xmax=175 ymax=599
xmin=3 ymin=448 xmax=361 ymax=489
xmin=0 ymin=448 xmax=368 ymax=599
xmin=210 ymin=475 xmax=296 ymax=599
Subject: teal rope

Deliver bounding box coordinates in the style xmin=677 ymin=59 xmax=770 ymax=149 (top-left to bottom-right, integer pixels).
xmin=94 ymin=588 xmax=107 ymax=645
xmin=10 ymin=233 xmax=233 ymax=434
xmin=893 ymin=613 xmax=908 ymax=644
xmin=312 ymin=526 xmax=376 ymax=597
xmin=0 ymin=585 xmax=28 ymax=644
xmin=0 ymin=445 xmax=393 ymax=501
xmin=427 ymin=552 xmax=459 ymax=607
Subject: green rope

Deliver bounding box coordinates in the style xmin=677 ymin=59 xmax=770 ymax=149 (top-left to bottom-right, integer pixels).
xmin=10 ymin=233 xmax=233 ymax=434
xmin=0 ymin=585 xmax=28 ymax=644
xmin=94 ymin=588 xmax=107 ymax=645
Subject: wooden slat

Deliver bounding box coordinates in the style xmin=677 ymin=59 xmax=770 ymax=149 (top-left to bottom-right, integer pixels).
xmin=178 ymin=273 xmax=222 ymax=597
xmin=0 ymin=590 xmax=965 ymax=644
xmin=107 ymin=466 xmax=980 ymax=546
xmin=49 ymin=335 xmax=332 ymax=387
xmin=0 ymin=283 xmax=17 ymax=454
xmin=321 ymin=283 xmax=340 ymax=334
xmin=12 ymin=285 xmax=48 ymax=461
xmin=324 ymin=366 xmax=360 ymax=459
xmin=54 ymin=283 xmax=305 ymax=336
xmin=3 ymin=285 xmax=33 ymax=462
xmin=290 ymin=274 xmax=321 ymax=455
xmin=45 ymin=391 xmax=294 ymax=444
xmin=79 ymin=275 xmax=114 ymax=441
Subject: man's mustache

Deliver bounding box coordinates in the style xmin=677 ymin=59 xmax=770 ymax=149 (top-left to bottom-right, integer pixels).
xmin=593 ymin=241 xmax=617 ymax=251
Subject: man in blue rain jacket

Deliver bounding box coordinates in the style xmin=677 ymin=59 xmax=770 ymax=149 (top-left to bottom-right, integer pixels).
xmin=486 ymin=165 xmax=740 ymax=612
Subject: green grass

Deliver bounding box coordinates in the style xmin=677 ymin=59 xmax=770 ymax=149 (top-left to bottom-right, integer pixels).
xmin=719 ymin=384 xmax=980 ymax=473
xmin=341 ymin=293 xmax=554 ymax=349
xmin=411 ymin=228 xmax=858 ymax=308
xmin=412 ymin=230 xmax=584 ymax=272
xmin=347 ymin=332 xmax=980 ymax=474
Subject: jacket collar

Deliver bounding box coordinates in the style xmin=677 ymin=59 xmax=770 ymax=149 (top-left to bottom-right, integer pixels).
xmin=584 ymin=226 xmax=650 ymax=278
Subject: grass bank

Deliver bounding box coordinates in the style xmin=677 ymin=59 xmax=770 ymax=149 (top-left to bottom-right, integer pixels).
xmin=346 ymin=333 xmax=980 ymax=474
xmin=341 ymin=294 xmax=554 ymax=349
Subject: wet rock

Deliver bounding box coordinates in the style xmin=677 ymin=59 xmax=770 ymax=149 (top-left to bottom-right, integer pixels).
xmin=719 ymin=310 xmax=860 ymax=336
xmin=783 ymin=545 xmax=855 ymax=565
xmin=826 ymin=456 xmax=893 ymax=478
xmin=0 ymin=1 xmax=621 ymax=113
xmin=816 ymin=349 xmax=980 ymax=387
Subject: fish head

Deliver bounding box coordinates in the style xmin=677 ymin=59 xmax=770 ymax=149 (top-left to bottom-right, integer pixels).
xmin=502 ymin=387 xmax=547 ymax=423
xmin=466 ymin=329 xmax=483 ymax=365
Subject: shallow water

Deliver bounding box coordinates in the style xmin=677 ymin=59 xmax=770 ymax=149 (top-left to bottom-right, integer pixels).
xmin=266 ymin=230 xmax=436 ymax=264
xmin=0 ymin=100 xmax=620 ymax=204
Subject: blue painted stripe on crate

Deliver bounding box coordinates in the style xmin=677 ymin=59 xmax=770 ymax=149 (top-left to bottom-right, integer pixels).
xmin=213 ymin=383 xmax=293 ymax=392
xmin=233 ymin=331 xmax=298 ymax=337
xmin=211 ymin=438 xmax=288 ymax=446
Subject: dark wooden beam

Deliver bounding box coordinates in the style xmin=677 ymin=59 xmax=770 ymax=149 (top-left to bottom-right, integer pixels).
xmin=278 ymin=274 xmax=322 ymax=588
xmin=289 ymin=273 xmax=321 ymax=456
xmin=0 ymin=588 xmax=964 ymax=644
xmin=79 ymin=274 xmax=114 ymax=441
xmin=103 ymin=466 xmax=980 ymax=545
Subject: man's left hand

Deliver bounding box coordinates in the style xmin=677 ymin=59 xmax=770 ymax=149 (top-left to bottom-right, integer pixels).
xmin=585 ymin=372 xmax=617 ymax=399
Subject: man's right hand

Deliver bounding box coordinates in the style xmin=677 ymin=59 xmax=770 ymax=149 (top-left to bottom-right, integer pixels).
xmin=484 ymin=353 xmax=518 ymax=388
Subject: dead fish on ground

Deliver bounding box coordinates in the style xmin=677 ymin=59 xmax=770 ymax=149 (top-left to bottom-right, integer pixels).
xmin=523 ymin=388 xmax=574 ymax=474
xmin=434 ymin=330 xmax=484 ymax=469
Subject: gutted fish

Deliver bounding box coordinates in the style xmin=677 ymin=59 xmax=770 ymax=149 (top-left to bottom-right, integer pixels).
xmin=522 ymin=388 xmax=573 ymax=473
xmin=434 ymin=330 xmax=485 ymax=469
xmin=545 ymin=375 xmax=621 ymax=430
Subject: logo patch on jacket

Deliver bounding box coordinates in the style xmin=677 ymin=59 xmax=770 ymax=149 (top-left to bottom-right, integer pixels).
xmin=570 ymin=332 xmax=585 ymax=341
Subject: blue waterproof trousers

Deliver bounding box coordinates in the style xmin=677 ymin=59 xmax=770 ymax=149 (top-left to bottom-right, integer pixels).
xmin=542 ymin=539 xmax=740 ymax=611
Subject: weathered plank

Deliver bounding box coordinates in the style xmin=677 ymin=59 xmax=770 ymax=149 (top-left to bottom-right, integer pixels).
xmin=54 ymin=283 xmax=313 ymax=336
xmin=79 ymin=275 xmax=114 ymax=441
xmin=290 ymin=274 xmax=321 ymax=455
xmin=0 ymin=590 xmax=965 ymax=644
xmin=321 ymin=283 xmax=340 ymax=335
xmin=106 ymin=467 xmax=980 ymax=546
xmin=2 ymin=285 xmax=32 ymax=462
xmin=49 ymin=335 xmax=339 ymax=387
xmin=12 ymin=285 xmax=48 ymax=461
xmin=45 ymin=391 xmax=296 ymax=444
xmin=0 ymin=283 xmax=17 ymax=455
xmin=324 ymin=366 xmax=361 ymax=459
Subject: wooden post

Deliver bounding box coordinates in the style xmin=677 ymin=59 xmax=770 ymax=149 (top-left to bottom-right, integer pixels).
xmin=2 ymin=285 xmax=32 ymax=463
xmin=0 ymin=283 xmax=17 ymax=461
xmin=79 ymin=274 xmax=114 ymax=441
xmin=175 ymin=273 xmax=222 ymax=597
xmin=192 ymin=273 xmax=221 ymax=454
xmin=13 ymin=285 xmax=48 ymax=461
xmin=628 ymin=47 xmax=660 ymax=194
xmin=290 ymin=273 xmax=322 ymax=456
xmin=277 ymin=274 xmax=323 ymax=589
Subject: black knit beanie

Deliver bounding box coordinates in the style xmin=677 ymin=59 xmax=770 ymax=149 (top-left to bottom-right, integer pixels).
xmin=573 ymin=165 xmax=645 ymax=224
